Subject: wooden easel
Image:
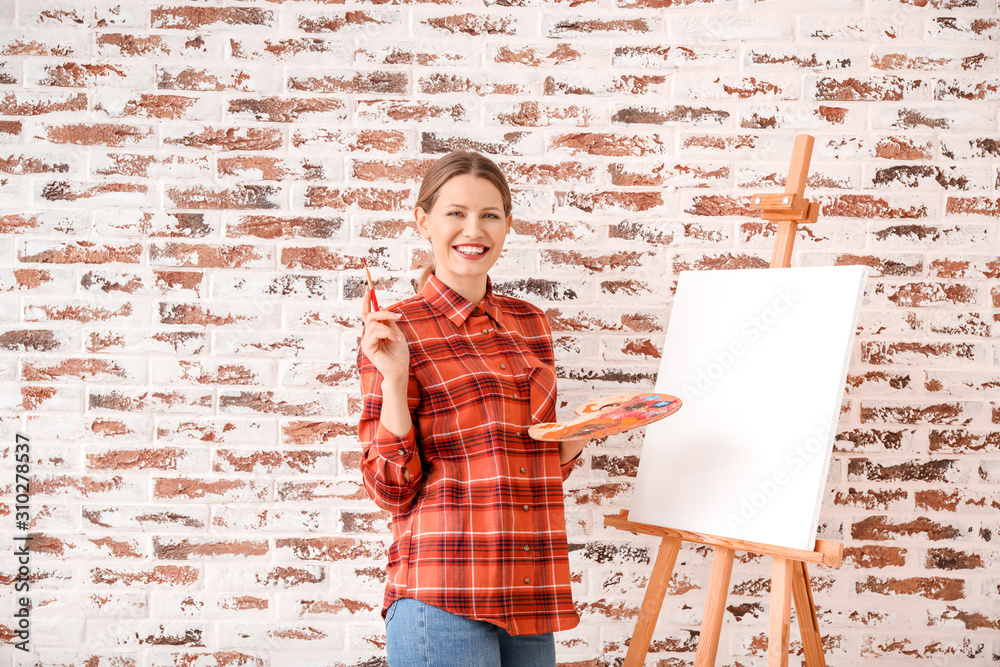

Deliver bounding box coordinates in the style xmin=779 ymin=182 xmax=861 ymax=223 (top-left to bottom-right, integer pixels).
xmin=605 ymin=134 xmax=841 ymax=667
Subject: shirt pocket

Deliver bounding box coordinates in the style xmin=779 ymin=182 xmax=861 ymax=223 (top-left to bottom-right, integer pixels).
xmin=526 ymin=363 xmax=557 ymax=426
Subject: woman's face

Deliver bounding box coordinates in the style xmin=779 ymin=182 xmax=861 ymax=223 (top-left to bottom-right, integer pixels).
xmin=415 ymin=173 xmax=512 ymax=292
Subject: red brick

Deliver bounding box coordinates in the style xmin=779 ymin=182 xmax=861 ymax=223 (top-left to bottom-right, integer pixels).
xmin=822 ymin=194 xmax=929 ymax=219
xmin=420 ymin=131 xmax=534 ymax=156
xmin=857 ymin=575 xmax=963 ymax=601
xmin=0 ymin=212 xmax=87 ymax=235
xmin=89 ymin=389 xmax=212 ymax=413
xmin=555 ymin=191 xmax=664 ymax=213
xmin=297 ymin=10 xmax=398 ymax=33
xmin=813 ymin=76 xmax=926 ymax=101
xmin=355 ymin=99 xmax=467 ymax=124
xmin=281 ymin=247 xmax=365 ymax=271
xmin=227 ymin=97 xmax=347 ymax=122
xmin=32 ymin=62 xmax=146 ymax=88
xmin=95 ymin=92 xmax=213 ymax=120
xmin=218 ymin=156 xmax=335 ymax=181
xmin=422 ymin=14 xmax=517 ymax=36
xmin=164 ymin=126 xmax=283 ymax=151
xmin=149 ymin=243 xmax=271 ymax=269
xmin=227 ymin=215 xmax=344 ymax=240
xmin=230 ymin=37 xmax=347 ymax=61
xmin=0 ymin=120 xmax=22 ymax=139
xmin=165 ymin=185 xmax=280 ymax=210
xmin=946 ymin=195 xmax=1000 ymax=217
xmin=0 ymin=91 xmax=88 ymax=115
xmin=843 ymin=545 xmax=907 ymax=569
xmin=549 ymin=133 xmax=666 ymax=157
xmin=0 ymin=330 xmax=67 ymax=352
xmin=42 ymin=123 xmax=154 ymax=147
xmin=291 ymin=129 xmax=406 ymax=152
xmin=37 ymin=181 xmax=151 ymax=206
xmin=492 ymin=43 xmax=589 ymax=67
xmin=929 ymin=429 xmax=1000 ymax=453
xmin=151 ymin=6 xmax=274 ymax=30
xmin=0 ymin=152 xmax=72 ymax=175
xmin=848 ymin=458 xmax=965 ymax=483
xmin=18 ymin=241 xmax=142 ymax=265
xmin=91 ymin=153 xmax=210 ymax=179
xmin=612 ymin=105 xmax=730 ymax=126
xmin=545 ymin=74 xmax=668 ymax=97
xmin=546 ymin=17 xmax=656 ymax=37
xmin=934 ymin=77 xmax=1000 ymax=100
xmin=288 ymin=70 xmax=407 ymax=94
xmin=153 ymin=537 xmax=269 ymax=560
xmin=419 ymin=72 xmax=531 ymax=96
xmin=917 ymin=488 xmax=1000 ymax=513
xmin=96 ymin=33 xmax=211 ymax=58
xmin=672 ymin=252 xmax=769 ymax=273
xmin=158 ymin=66 xmax=278 ymax=92
xmin=851 ymin=515 xmax=963 ymax=541
xmin=609 ymin=163 xmax=728 ymax=187
xmin=303 ymin=187 xmax=409 ymax=211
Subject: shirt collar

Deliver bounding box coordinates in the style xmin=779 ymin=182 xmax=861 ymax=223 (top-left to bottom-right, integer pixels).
xmin=421 ymin=272 xmax=500 ymax=327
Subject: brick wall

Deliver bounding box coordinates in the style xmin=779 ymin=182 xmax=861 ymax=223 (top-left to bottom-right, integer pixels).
xmin=0 ymin=0 xmax=998 ymax=664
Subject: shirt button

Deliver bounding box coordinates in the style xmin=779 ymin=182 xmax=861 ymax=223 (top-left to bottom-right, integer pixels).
xmin=524 ymin=577 xmax=531 ymax=584
xmin=520 ymin=466 xmax=526 ymax=474
xmin=499 ymin=363 xmax=506 ymax=370
xmin=472 ymin=307 xmax=481 ymax=314
xmin=523 ymin=544 xmax=530 ymax=551
xmin=397 ymin=449 xmax=406 ymax=457
xmin=522 ymin=504 xmax=530 ymax=512
xmin=482 ymin=328 xmax=489 ymax=335
xmin=512 ymin=394 xmax=519 ymax=399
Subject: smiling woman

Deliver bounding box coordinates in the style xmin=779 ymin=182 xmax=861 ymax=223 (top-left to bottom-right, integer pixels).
xmin=356 ymin=151 xmax=589 ymax=667
xmin=412 ymin=151 xmax=513 ymax=297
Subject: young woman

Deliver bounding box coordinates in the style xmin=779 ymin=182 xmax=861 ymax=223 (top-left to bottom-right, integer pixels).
xmin=357 ymin=151 xmax=588 ymax=666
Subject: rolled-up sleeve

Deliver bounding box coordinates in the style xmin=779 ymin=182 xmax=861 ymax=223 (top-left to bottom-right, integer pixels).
xmin=357 ymin=346 xmax=423 ymax=513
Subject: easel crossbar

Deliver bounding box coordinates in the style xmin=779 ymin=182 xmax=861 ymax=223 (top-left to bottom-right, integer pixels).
xmin=605 ymin=510 xmax=843 ymax=567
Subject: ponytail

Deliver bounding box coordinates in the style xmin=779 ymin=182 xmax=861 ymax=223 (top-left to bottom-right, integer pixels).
xmin=416 ymin=263 xmax=434 ymax=292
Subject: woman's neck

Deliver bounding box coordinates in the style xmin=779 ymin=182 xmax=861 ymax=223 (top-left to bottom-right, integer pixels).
xmin=436 ymin=271 xmax=487 ymax=306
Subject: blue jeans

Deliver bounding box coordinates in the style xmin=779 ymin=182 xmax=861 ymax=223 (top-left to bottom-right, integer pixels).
xmin=385 ymin=598 xmax=556 ymax=667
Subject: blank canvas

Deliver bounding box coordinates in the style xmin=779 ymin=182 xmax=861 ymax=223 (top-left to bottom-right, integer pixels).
xmin=629 ymin=266 xmax=868 ymax=551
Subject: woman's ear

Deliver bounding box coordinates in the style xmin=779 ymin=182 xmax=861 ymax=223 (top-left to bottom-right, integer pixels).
xmin=506 ymin=214 xmax=513 ymax=233
xmin=414 ymin=207 xmax=430 ymax=239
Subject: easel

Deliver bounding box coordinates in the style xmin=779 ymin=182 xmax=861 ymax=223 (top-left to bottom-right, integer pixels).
xmin=604 ymin=134 xmax=841 ymax=667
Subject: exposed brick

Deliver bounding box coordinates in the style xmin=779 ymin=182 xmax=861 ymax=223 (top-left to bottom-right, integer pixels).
xmin=158 ymin=66 xmax=278 ymax=92
xmin=227 ymin=97 xmax=347 ymax=123
xmin=851 ymin=515 xmax=963 ymax=541
xmin=165 ymin=185 xmax=280 ymax=210
xmin=227 ymin=215 xmax=343 ymax=240
xmin=549 ymin=133 xmax=666 ymax=157
xmin=857 ymin=576 xmax=963 ymax=601
xmin=164 ymin=126 xmax=283 ymax=152
xmin=42 ymin=123 xmax=154 ymax=147
xmin=151 ymin=7 xmax=274 ymax=30
xmin=32 ymin=62 xmax=146 ymax=88
xmin=94 ymin=92 xmax=213 ymax=120
xmin=288 ymin=70 xmax=407 ymax=94
xmin=297 ymin=10 xmax=399 ymax=33
xmin=813 ymin=76 xmax=926 ymax=101
xmin=0 ymin=91 xmax=88 ymax=115
xmin=422 ymin=14 xmax=518 ymax=36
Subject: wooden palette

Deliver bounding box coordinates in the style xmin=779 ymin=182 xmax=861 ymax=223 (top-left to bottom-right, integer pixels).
xmin=528 ymin=392 xmax=682 ymax=442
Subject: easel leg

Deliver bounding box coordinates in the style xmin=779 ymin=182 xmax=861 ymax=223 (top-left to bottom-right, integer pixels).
xmin=624 ymin=536 xmax=681 ymax=667
xmin=693 ymin=546 xmax=735 ymax=667
xmin=791 ymin=561 xmax=827 ymax=667
xmin=767 ymin=557 xmax=793 ymax=667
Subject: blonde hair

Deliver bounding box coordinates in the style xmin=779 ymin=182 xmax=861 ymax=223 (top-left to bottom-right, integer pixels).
xmin=414 ymin=151 xmax=512 ymax=292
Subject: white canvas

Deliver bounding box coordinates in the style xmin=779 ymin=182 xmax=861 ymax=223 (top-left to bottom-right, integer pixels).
xmin=629 ymin=265 xmax=869 ymax=551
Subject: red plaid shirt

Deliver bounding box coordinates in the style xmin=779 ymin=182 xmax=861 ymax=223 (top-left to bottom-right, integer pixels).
xmin=357 ymin=272 xmax=580 ymax=636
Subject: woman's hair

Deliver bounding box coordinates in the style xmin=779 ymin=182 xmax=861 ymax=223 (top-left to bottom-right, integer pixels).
xmin=414 ymin=151 xmax=512 ymax=292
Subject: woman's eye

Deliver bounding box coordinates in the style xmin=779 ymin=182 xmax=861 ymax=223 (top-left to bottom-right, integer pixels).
xmin=448 ymin=211 xmax=463 ymax=216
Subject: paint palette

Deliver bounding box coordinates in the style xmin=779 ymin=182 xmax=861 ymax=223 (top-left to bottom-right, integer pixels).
xmin=528 ymin=392 xmax=682 ymax=442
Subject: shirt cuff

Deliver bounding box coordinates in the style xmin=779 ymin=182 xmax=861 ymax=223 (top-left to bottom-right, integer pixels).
xmin=374 ymin=422 xmax=421 ymax=479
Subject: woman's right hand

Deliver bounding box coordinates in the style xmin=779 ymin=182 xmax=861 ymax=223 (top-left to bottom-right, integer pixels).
xmin=361 ymin=288 xmax=410 ymax=384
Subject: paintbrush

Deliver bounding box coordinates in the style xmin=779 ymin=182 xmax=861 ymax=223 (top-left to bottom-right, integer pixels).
xmin=362 ymin=257 xmax=380 ymax=312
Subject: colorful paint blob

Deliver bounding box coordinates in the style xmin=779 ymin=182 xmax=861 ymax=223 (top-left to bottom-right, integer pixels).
xmin=528 ymin=392 xmax=682 ymax=442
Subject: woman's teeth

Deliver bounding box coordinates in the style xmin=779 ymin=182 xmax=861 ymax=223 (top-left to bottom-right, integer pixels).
xmin=455 ymin=246 xmax=486 ymax=254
